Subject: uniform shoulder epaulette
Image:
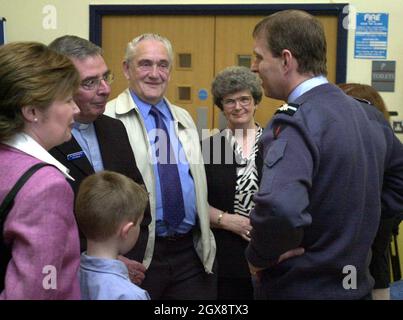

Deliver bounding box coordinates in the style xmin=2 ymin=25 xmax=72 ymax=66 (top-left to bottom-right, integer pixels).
xmin=274 ymin=103 xmax=300 ymax=116
xmin=353 ymin=97 xmax=371 ymax=105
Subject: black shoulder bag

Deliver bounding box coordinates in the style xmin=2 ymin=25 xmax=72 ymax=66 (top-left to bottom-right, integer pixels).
xmin=0 ymin=163 xmax=50 ymax=292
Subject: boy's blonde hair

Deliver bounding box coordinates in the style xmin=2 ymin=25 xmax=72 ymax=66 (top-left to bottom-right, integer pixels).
xmin=75 ymin=171 xmax=149 ymax=241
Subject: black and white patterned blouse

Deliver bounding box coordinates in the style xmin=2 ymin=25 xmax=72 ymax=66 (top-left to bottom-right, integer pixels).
xmin=224 ymin=125 xmax=263 ymax=217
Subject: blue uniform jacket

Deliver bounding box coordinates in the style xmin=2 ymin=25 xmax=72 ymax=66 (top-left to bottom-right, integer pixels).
xmin=246 ymin=83 xmax=403 ymax=299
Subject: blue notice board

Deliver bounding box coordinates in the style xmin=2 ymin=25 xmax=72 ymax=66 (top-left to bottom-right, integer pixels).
xmin=0 ymin=18 xmax=5 ymax=45
xmin=354 ymin=13 xmax=388 ymax=59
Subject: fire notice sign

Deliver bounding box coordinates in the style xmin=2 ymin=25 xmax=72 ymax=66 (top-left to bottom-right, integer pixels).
xmin=354 ymin=13 xmax=389 ymax=59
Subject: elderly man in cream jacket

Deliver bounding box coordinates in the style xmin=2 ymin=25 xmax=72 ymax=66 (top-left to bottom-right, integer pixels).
xmin=105 ymin=33 xmax=216 ymax=300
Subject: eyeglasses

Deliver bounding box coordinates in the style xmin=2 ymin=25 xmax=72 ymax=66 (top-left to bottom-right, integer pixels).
xmin=80 ymin=72 xmax=114 ymax=91
xmin=135 ymin=60 xmax=170 ymax=73
xmin=222 ymin=95 xmax=253 ymax=108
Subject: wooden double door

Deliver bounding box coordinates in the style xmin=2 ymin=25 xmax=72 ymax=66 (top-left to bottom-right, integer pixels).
xmin=102 ymin=15 xmax=338 ymax=131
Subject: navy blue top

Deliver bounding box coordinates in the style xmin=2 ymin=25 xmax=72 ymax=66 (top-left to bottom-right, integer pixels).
xmin=246 ymin=82 xmax=403 ymax=299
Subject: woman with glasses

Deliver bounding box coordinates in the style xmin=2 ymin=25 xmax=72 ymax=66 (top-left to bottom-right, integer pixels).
xmin=202 ymin=66 xmax=263 ymax=299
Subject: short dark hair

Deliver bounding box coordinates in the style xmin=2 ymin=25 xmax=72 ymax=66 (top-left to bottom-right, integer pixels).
xmin=253 ymin=10 xmax=327 ymax=76
xmin=75 ymin=171 xmax=149 ymax=241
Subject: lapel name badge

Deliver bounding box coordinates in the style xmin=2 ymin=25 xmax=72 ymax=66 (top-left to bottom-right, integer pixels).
xmin=67 ymin=151 xmax=85 ymax=161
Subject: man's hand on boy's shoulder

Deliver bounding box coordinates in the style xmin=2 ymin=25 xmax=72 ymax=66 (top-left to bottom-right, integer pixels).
xmin=118 ymin=255 xmax=146 ymax=285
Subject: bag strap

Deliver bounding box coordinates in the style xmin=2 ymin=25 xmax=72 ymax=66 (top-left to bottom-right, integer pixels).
xmin=0 ymin=163 xmax=51 ymax=225
xmin=0 ymin=162 xmax=52 ymax=292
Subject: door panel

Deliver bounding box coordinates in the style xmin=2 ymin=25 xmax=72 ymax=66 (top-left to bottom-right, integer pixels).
xmin=319 ymin=15 xmax=337 ymax=84
xmin=215 ymin=15 xmax=282 ymax=129
xmin=102 ymin=14 xmax=338 ymax=131
xmin=215 ymin=15 xmax=338 ymax=129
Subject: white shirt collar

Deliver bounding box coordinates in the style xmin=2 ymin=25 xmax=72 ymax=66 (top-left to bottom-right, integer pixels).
xmin=3 ymin=132 xmax=75 ymax=181
xmin=73 ymin=121 xmax=91 ymax=131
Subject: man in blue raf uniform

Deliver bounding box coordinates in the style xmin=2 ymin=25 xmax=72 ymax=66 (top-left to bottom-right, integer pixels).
xmin=246 ymin=10 xmax=403 ymax=299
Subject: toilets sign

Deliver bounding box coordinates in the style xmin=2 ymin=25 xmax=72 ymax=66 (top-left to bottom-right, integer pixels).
xmin=354 ymin=13 xmax=388 ymax=59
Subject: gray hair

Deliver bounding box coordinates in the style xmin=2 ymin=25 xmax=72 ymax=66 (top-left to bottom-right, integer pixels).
xmin=48 ymin=35 xmax=102 ymax=60
xmin=124 ymin=33 xmax=174 ymax=64
xmin=212 ymin=66 xmax=263 ymax=110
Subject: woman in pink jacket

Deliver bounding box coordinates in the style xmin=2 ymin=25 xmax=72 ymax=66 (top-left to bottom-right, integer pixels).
xmin=0 ymin=42 xmax=81 ymax=299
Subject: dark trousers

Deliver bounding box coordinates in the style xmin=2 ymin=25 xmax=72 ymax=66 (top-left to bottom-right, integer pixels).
xmin=141 ymin=232 xmax=217 ymax=300
xmin=218 ymin=276 xmax=254 ymax=300
xmin=370 ymin=217 xmax=396 ymax=288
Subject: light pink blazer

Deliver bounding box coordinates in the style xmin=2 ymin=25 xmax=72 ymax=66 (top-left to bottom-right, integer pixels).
xmin=0 ymin=144 xmax=80 ymax=299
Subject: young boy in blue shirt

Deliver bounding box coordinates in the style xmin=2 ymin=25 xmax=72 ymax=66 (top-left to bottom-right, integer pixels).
xmin=75 ymin=170 xmax=150 ymax=300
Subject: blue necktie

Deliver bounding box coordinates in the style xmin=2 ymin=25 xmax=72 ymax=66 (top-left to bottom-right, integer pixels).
xmin=150 ymin=106 xmax=185 ymax=228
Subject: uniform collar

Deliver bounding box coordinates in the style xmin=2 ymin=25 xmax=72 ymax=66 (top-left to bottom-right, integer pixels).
xmin=288 ymin=75 xmax=328 ymax=103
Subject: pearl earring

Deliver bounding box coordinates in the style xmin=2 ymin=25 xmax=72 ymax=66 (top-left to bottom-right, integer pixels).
xmin=34 ymin=118 xmax=38 ymax=122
